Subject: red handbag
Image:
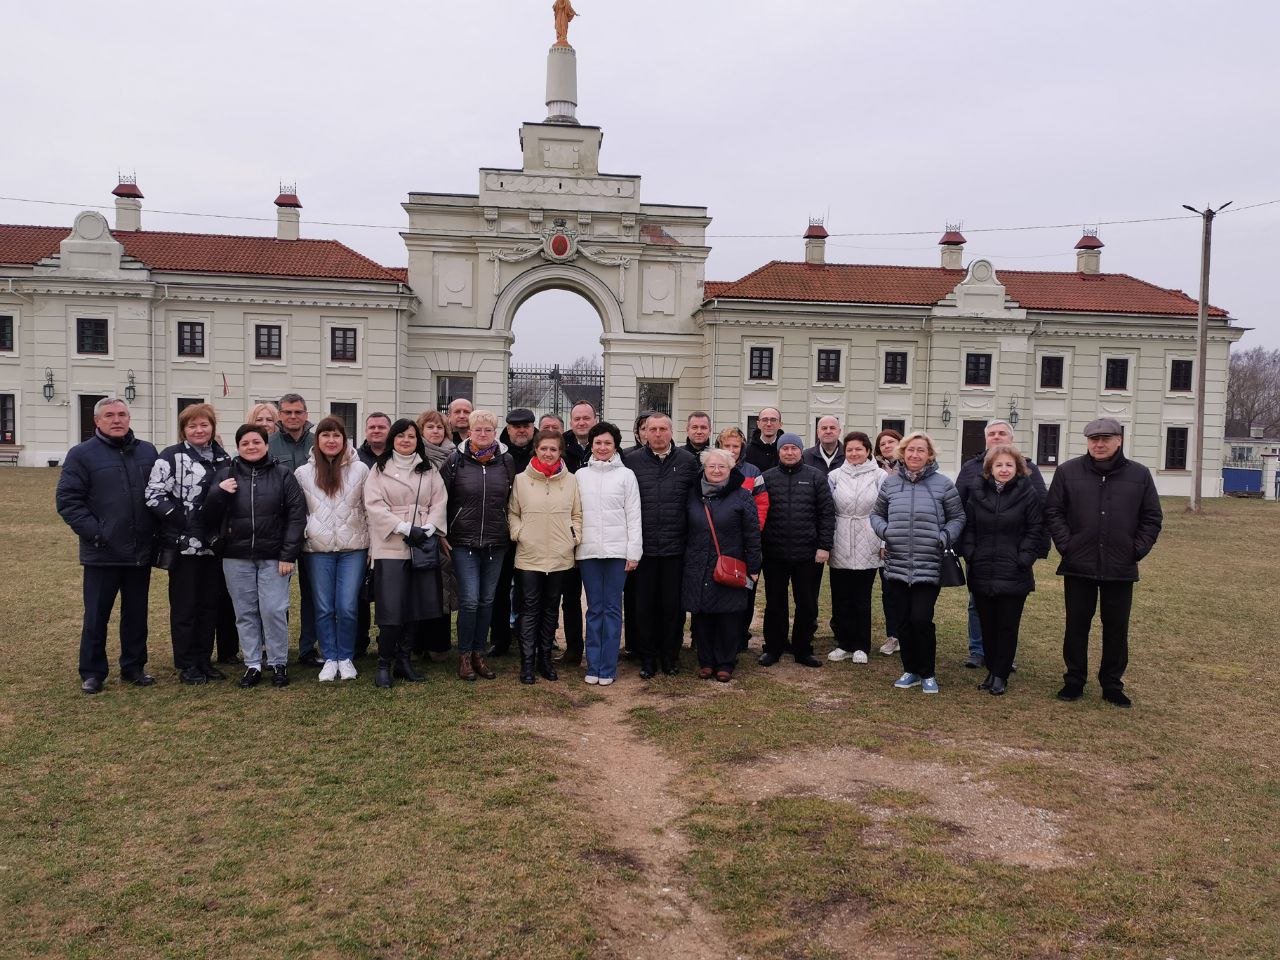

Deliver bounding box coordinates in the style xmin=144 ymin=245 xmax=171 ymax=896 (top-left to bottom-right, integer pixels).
xmin=704 ymin=504 xmax=750 ymax=589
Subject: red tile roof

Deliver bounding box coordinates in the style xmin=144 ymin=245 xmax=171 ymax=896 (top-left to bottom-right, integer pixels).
xmin=1075 ymin=233 xmax=1105 ymax=250
xmin=274 ymin=192 xmax=302 ymax=209
xmin=803 ymin=223 xmax=829 ymax=240
xmin=386 ymin=267 xmax=408 ymax=283
xmin=640 ymin=223 xmax=681 ymax=246
xmin=0 ymin=223 xmax=401 ymax=281
xmin=702 ymin=261 xmax=1227 ymax=318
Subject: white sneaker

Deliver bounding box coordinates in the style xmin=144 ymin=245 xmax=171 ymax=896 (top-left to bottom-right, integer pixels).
xmin=827 ymin=648 xmax=851 ymax=662
xmin=851 ymin=650 xmax=869 ymax=664
xmin=879 ymin=637 xmax=900 ymax=656
xmin=584 ymin=675 xmax=600 ymax=685
xmin=337 ymin=659 xmax=358 ymax=680
xmin=318 ymin=660 xmax=339 ymax=682
xmin=598 ymin=677 xmax=614 ymax=686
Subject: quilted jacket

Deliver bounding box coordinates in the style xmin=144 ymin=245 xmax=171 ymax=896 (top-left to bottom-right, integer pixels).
xmin=870 ymin=461 xmax=966 ymax=586
xmin=828 ymin=459 xmax=885 ymax=570
xmin=295 ymin=446 xmax=371 ymax=553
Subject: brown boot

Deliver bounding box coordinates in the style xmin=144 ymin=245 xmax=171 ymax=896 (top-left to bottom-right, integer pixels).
xmin=471 ymin=651 xmax=496 ymax=680
xmin=457 ymin=654 xmax=476 ymax=682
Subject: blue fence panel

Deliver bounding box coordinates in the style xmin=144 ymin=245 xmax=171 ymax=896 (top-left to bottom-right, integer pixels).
xmin=1222 ymin=467 xmax=1263 ymax=493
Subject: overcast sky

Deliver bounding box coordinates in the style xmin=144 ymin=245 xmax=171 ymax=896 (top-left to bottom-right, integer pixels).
xmin=6 ymin=1 xmax=1276 ymax=364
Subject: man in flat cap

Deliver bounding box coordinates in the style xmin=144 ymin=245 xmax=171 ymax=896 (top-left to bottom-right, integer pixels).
xmin=489 ymin=408 xmax=538 ymax=656
xmin=1043 ymin=418 xmax=1162 ymax=707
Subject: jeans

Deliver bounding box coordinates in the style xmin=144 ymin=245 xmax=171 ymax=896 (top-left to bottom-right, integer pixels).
xmin=1062 ymin=576 xmax=1134 ymax=691
xmin=305 ymin=550 xmax=368 ymax=662
xmin=966 ymin=591 xmax=984 ymax=658
xmin=883 ymin=579 xmax=941 ymax=679
xmin=453 ymin=546 xmax=507 ymax=655
xmin=79 ymin=565 xmax=151 ymax=680
xmin=581 ymin=558 xmax=626 ymax=680
xmin=830 ymin=567 xmax=877 ymax=654
xmin=762 ymin=559 xmax=821 ymax=658
xmin=223 ymin=558 xmax=293 ymax=669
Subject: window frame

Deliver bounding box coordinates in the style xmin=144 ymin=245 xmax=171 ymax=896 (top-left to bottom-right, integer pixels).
xmin=329 ymin=326 xmax=358 ymax=365
xmin=0 ymin=392 xmax=16 ymax=445
xmin=254 ymin=324 xmax=283 ymax=362
xmin=0 ymin=314 xmax=14 ymax=353
xmin=636 ymin=380 xmax=675 ymax=419
xmin=176 ymin=320 xmax=206 ymax=359
xmin=813 ymin=344 xmax=844 ymax=386
xmin=747 ymin=345 xmax=775 ymax=383
xmin=329 ymin=401 xmax=359 ymax=439
xmin=963 ymin=351 xmax=994 ymax=389
xmin=878 ymin=344 xmax=913 ymax=389
xmin=1163 ymin=425 xmax=1190 ymax=471
xmin=248 ymin=315 xmax=289 ymax=366
xmin=1036 ymin=422 xmax=1061 ymax=467
xmin=435 ymin=374 xmax=475 ymax=415
xmin=1039 ymin=355 xmax=1064 ymax=390
xmin=1101 ymin=353 xmax=1134 ymax=395
xmin=880 ymin=417 xmax=907 ymax=437
xmin=1168 ymin=356 xmax=1194 ymax=396
xmin=75 ymin=316 xmax=111 ymax=358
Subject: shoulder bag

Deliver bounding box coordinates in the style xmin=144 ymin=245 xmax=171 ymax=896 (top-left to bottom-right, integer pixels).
xmin=409 ymin=467 xmax=441 ymax=570
xmin=704 ymin=502 xmax=750 ymax=589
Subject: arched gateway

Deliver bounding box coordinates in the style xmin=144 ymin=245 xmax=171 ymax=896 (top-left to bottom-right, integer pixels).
xmin=399 ymin=36 xmax=709 ymax=424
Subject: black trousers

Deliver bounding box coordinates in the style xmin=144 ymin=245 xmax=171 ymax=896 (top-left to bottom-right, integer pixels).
xmin=413 ymin=615 xmax=452 ymax=656
xmin=377 ymin=623 xmax=406 ymax=662
xmin=1062 ymin=576 xmax=1134 ymax=691
xmin=738 ymin=581 xmax=759 ymax=651
xmin=79 ymin=565 xmax=151 ymax=680
xmin=883 ymin=579 xmax=940 ymax=679
xmin=633 ymin=554 xmax=685 ymax=670
xmin=296 ymin=556 xmax=317 ymax=657
xmin=356 ymin=570 xmax=374 ymax=658
xmin=973 ymin=592 xmax=1028 ymax=681
xmin=878 ymin=568 xmax=900 ymax=640
xmin=693 ymin=612 xmax=740 ymax=673
xmin=489 ymin=546 xmax=519 ymax=653
xmin=214 ymin=576 xmax=240 ymax=662
xmin=516 ymin=568 xmax=565 ymax=660
xmin=168 ymin=555 xmax=221 ymax=670
xmin=762 ymin=560 xmax=821 ymax=658
xmin=623 ymin=569 xmax=637 ymax=653
xmin=830 ymin=567 xmax=877 ymax=655
xmin=560 ymin=565 xmax=584 ymax=660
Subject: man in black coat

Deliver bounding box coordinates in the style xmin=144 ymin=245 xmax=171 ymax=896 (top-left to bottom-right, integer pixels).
xmin=623 ymin=413 xmax=699 ymax=676
xmin=802 ymin=415 xmax=845 ymax=473
xmin=954 ymin=419 xmax=1048 ymax=669
xmin=559 ymin=401 xmax=598 ymax=665
xmin=758 ymin=433 xmax=836 ymax=668
xmin=684 ymin=410 xmax=712 ymax=457
xmin=1043 ymin=418 xmax=1163 ymax=707
xmin=743 ymin=407 xmax=782 ymax=472
xmin=355 ymin=412 xmax=392 ymax=656
xmin=489 ymin=408 xmax=537 ymax=656
xmin=56 ymin=398 xmax=159 ymax=693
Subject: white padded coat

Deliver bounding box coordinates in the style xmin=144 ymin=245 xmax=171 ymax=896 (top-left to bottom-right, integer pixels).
xmin=828 ymin=459 xmax=885 ymax=570
xmin=575 ymin=454 xmax=643 ymax=563
xmin=296 ymin=447 xmax=371 ymax=553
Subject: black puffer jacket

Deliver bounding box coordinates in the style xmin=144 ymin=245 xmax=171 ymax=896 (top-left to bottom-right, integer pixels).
xmin=145 ymin=440 xmax=232 ymax=556
xmin=439 ymin=442 xmax=517 ymax=548
xmin=743 ymin=431 xmax=780 ymax=473
xmin=565 ymin=433 xmax=591 ymax=474
xmin=760 ymin=461 xmax=836 ymax=562
xmin=202 ymin=456 xmax=307 ymax=562
xmin=1043 ymin=452 xmax=1163 ymax=582
xmin=56 ymin=430 xmax=159 ymax=566
xmin=500 ymin=428 xmax=535 ymax=474
xmin=623 ymin=445 xmax=699 ymax=556
xmin=682 ymin=470 xmax=762 ymax=614
xmin=955 ymin=453 xmax=1049 ymax=557
xmin=959 ymin=475 xmax=1042 ymax=596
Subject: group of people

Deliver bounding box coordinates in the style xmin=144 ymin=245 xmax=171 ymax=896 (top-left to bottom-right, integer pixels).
xmin=57 ymin=395 xmax=1163 ymax=706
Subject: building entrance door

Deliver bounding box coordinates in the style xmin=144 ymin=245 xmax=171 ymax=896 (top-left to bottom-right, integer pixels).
xmin=79 ymin=395 xmax=108 ymax=442
xmin=961 ymin=419 xmax=988 ymax=463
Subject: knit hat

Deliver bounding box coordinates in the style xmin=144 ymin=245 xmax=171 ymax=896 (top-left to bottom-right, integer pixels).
xmin=778 ymin=432 xmax=804 ymax=451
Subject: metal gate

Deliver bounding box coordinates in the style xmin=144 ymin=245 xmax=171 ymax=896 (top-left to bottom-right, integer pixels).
xmin=508 ymin=363 xmax=605 ymax=423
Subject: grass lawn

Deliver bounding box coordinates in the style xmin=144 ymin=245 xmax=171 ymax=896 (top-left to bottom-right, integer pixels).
xmin=2 ymin=467 xmax=1276 ymax=959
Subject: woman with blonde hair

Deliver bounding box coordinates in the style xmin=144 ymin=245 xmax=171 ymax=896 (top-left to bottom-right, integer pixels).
xmin=870 ymin=431 xmax=965 ymax=695
xmin=246 ymin=402 xmax=280 ymax=437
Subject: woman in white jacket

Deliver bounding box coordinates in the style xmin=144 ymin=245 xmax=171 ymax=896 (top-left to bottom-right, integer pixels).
xmin=574 ymin=421 xmax=642 ymax=685
xmin=296 ymin=417 xmax=371 ymax=682
xmin=827 ymin=431 xmax=885 ymax=664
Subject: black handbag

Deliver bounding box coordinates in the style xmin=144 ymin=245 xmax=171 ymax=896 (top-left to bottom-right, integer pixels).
xmin=407 ymin=469 xmax=440 ymax=570
xmin=939 ymin=547 xmax=966 ymax=588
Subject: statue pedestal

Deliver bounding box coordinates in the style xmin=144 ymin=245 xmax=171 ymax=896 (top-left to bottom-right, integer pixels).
xmin=545 ymin=44 xmax=578 ymax=124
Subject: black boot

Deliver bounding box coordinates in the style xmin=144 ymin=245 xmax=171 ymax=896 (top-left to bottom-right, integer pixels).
xmin=520 ymin=654 xmax=536 ymax=685
xmin=978 ymin=672 xmax=994 ymax=691
xmin=536 ymin=649 xmax=558 ymax=682
xmin=375 ymin=659 xmax=393 ymax=689
xmin=393 ymin=645 xmax=425 ymax=682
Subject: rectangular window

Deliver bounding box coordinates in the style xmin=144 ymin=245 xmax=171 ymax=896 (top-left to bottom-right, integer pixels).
xmin=1040 ymin=355 xmax=1064 ymax=389
xmin=0 ymin=393 xmax=15 ymax=444
xmin=1036 ymin=424 xmax=1061 ymax=466
xmin=330 ymin=327 xmax=357 ymax=363
xmin=881 ymin=418 xmax=906 ymax=436
xmin=1169 ymin=359 xmax=1193 ymax=393
xmin=76 ymin=318 xmax=109 ymax=355
xmin=748 ymin=346 xmax=774 ymax=381
xmin=177 ymin=321 xmax=205 ymax=358
xmin=1165 ymin=427 xmax=1189 ymax=470
xmin=1105 ymin=357 xmax=1129 ymax=391
xmin=255 ymin=324 xmax=282 ymax=360
xmin=637 ymin=381 xmax=674 ymax=418
xmin=0 ymin=315 xmax=13 ymax=352
xmin=883 ymin=351 xmax=908 ymax=385
xmin=816 ymin=349 xmax=841 ymax=383
xmin=436 ymin=375 xmax=474 ymax=414
xmin=331 ymin=402 xmax=358 ymax=438
xmin=965 ymin=352 xmax=993 ymax=386
xmin=177 ymin=397 xmax=203 ymax=416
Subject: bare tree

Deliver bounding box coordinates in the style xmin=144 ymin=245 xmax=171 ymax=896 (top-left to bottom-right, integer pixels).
xmin=565 ymin=353 xmax=602 ymax=374
xmin=1226 ymin=346 xmax=1280 ymax=437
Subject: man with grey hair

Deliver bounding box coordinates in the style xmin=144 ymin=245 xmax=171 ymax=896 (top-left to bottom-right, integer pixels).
xmin=56 ymin=398 xmax=160 ymax=693
xmin=954 ymin=418 xmax=1047 ymax=669
xmin=268 ymin=393 xmax=320 ymax=666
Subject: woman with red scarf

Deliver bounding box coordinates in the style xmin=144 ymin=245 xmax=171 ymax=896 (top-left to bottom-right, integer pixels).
xmin=507 ymin=429 xmax=582 ymax=684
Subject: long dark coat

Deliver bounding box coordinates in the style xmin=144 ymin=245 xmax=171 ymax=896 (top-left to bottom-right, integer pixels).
xmin=959 ymin=475 xmax=1043 ymax=596
xmin=682 ymin=471 xmax=763 ymax=614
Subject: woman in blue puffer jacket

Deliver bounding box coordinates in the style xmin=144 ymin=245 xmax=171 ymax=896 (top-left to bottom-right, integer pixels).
xmin=870 ymin=431 xmax=965 ymax=695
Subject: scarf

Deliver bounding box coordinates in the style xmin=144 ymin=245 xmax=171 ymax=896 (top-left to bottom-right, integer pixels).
xmin=422 ymin=436 xmax=455 ymax=468
xmin=904 ymin=467 xmax=924 ymax=483
xmin=531 ymin=457 xmax=561 ymax=478
xmin=190 ymin=443 xmax=214 ymax=462
xmin=470 ymin=441 xmax=498 ymax=464
xmin=994 ymin=479 xmax=1007 ymax=492
xmin=392 ymin=451 xmax=419 ymax=472
xmin=701 ymin=477 xmax=729 ymax=497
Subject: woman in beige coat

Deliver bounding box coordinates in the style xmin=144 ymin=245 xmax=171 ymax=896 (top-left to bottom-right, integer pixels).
xmin=508 ymin=429 xmax=582 ymax=684
xmin=363 ymin=418 xmax=448 ymax=688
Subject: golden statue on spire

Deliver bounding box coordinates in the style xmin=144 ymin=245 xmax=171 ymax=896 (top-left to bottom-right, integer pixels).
xmin=553 ymin=0 xmax=578 ymax=47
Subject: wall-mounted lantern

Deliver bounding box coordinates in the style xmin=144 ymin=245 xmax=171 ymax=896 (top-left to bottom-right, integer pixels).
xmin=42 ymin=368 xmax=55 ymax=402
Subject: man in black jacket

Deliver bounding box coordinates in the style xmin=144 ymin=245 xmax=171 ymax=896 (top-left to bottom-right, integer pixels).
xmin=954 ymin=419 xmax=1048 ymax=669
xmin=559 ymin=401 xmax=597 ymax=665
xmin=1043 ymin=418 xmax=1163 ymax=707
xmin=56 ymin=398 xmax=160 ymax=693
xmin=623 ymin=413 xmax=699 ymax=676
xmin=802 ymin=415 xmax=845 ymax=473
xmin=684 ymin=411 xmax=712 ymax=456
xmin=758 ymin=434 xmax=836 ymax=668
xmin=489 ymin=408 xmax=537 ymax=656
xmin=355 ymin=412 xmax=392 ymax=656
xmin=743 ymin=407 xmax=782 ymax=472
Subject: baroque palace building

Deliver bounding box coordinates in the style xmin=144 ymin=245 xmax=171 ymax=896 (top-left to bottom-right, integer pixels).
xmin=0 ymin=37 xmax=1243 ymax=494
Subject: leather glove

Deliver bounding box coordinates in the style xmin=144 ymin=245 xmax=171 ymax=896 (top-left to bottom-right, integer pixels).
xmin=405 ymin=525 xmax=432 ymax=547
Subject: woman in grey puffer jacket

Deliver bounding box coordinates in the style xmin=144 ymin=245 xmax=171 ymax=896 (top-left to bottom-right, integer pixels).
xmin=870 ymin=431 xmax=965 ymax=694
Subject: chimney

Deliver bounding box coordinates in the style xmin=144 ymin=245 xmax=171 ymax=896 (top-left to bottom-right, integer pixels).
xmin=1075 ymin=228 xmax=1104 ymax=274
xmin=274 ymin=183 xmax=301 ymax=241
xmin=939 ymin=224 xmax=966 ymax=270
xmin=804 ymin=219 xmax=828 ymax=264
xmin=112 ymin=175 xmax=143 ymax=231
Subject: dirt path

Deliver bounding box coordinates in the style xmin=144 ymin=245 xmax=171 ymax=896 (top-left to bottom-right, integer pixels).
xmin=514 ymin=684 xmax=742 ymax=960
